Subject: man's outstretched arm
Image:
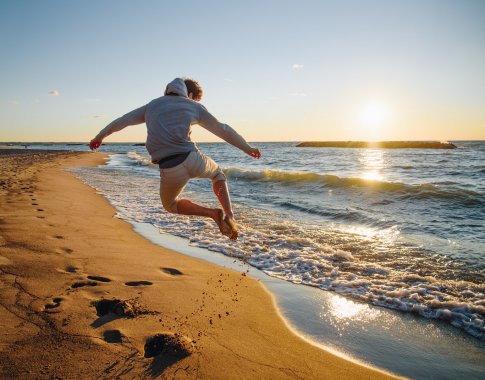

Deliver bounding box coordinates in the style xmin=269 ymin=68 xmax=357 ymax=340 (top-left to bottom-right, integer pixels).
xmin=89 ymin=105 xmax=147 ymax=150
xmin=198 ymin=106 xmax=261 ymax=158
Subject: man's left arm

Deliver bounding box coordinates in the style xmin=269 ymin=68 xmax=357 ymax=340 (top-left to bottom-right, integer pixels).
xmin=198 ymin=106 xmax=261 ymax=158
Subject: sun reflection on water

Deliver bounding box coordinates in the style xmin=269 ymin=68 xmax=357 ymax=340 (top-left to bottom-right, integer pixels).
xmin=329 ymin=295 xmax=368 ymax=319
xmin=318 ymin=291 xmax=387 ymax=335
xmin=336 ymin=224 xmax=401 ymax=242
xmin=358 ymin=149 xmax=386 ymax=182
xmin=361 ymin=171 xmax=383 ymax=181
xmin=339 ymin=225 xmax=379 ymax=239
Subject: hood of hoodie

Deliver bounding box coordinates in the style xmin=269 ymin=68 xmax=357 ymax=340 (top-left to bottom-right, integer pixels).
xmin=164 ymin=78 xmax=188 ymax=98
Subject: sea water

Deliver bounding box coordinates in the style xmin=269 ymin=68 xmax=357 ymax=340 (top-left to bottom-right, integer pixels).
xmin=19 ymin=141 xmax=485 ymax=376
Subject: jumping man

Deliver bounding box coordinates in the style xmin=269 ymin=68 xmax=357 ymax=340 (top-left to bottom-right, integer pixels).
xmin=89 ymin=78 xmax=261 ymax=240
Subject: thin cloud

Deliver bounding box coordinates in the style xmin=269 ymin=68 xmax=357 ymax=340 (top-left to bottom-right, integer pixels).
xmin=48 ymin=90 xmax=60 ymax=96
xmin=10 ymin=100 xmax=19 ymax=107
xmin=291 ymin=91 xmax=307 ymax=97
xmin=224 ymin=78 xmax=234 ymax=82
xmin=93 ymin=114 xmax=106 ymax=119
xmin=292 ymin=64 xmax=304 ymax=70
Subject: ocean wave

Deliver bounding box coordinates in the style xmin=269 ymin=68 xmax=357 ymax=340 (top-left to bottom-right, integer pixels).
xmin=224 ymin=167 xmax=483 ymax=205
xmin=278 ymin=202 xmax=336 ymax=218
xmin=278 ymin=201 xmax=396 ymax=228
xmin=126 ymin=151 xmax=156 ymax=167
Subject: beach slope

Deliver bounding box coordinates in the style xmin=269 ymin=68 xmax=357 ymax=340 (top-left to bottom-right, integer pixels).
xmin=0 ymin=150 xmax=395 ymax=379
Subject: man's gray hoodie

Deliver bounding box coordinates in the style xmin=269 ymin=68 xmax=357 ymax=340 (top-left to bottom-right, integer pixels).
xmin=95 ymin=78 xmax=251 ymax=163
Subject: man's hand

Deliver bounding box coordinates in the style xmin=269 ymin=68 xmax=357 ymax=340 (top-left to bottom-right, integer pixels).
xmin=89 ymin=138 xmax=103 ymax=151
xmin=246 ymin=147 xmax=261 ymax=159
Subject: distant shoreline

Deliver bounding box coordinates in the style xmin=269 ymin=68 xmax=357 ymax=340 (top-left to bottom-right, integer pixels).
xmin=297 ymin=141 xmax=457 ymax=149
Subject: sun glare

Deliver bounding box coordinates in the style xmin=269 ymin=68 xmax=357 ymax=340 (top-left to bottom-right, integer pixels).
xmin=358 ymin=101 xmax=391 ymax=139
xmin=360 ymin=103 xmax=388 ymax=126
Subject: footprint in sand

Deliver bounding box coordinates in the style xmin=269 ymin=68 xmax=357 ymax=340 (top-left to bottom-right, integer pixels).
xmin=144 ymin=333 xmax=193 ymax=358
xmin=94 ymin=299 xmax=126 ymax=317
xmin=87 ymin=275 xmax=111 ymax=283
xmin=160 ymin=267 xmax=183 ymax=276
xmin=92 ymin=298 xmax=154 ymax=319
xmin=71 ymin=281 xmax=98 ymax=289
xmin=55 ymin=247 xmax=73 ymax=254
xmin=37 ymin=208 xmax=44 ymax=212
xmin=65 ymin=266 xmax=78 ymax=273
xmin=125 ymin=281 xmax=153 ymax=287
xmin=44 ymin=297 xmax=63 ymax=313
xmin=103 ymin=329 xmax=123 ymax=343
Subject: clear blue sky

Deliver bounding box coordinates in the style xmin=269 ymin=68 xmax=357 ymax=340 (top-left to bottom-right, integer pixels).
xmin=1 ymin=0 xmax=484 ymax=142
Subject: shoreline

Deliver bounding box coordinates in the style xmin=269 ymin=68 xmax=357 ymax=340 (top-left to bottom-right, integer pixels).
xmin=0 ymin=149 xmax=394 ymax=378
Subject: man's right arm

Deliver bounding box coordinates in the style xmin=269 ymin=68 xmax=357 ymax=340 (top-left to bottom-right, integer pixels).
xmin=95 ymin=105 xmax=147 ymax=140
xmin=90 ymin=105 xmax=147 ymax=150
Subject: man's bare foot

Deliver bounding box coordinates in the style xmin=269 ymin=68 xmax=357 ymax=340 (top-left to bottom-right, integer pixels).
xmin=213 ymin=209 xmax=232 ymax=236
xmin=224 ymin=216 xmax=239 ymax=241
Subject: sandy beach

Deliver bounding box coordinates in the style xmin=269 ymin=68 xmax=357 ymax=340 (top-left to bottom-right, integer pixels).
xmin=0 ymin=149 xmax=397 ymax=379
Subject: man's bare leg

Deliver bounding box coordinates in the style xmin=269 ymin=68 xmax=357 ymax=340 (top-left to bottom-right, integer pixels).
xmin=212 ymin=180 xmax=238 ymax=240
xmin=170 ymin=180 xmax=238 ymax=240
xmin=176 ymin=199 xmax=218 ymax=219
xmin=175 ymin=199 xmax=231 ymax=236
xmin=212 ymin=180 xmax=233 ymax=219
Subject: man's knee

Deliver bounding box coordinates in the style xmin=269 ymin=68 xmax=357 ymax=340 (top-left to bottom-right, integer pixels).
xmin=212 ymin=170 xmax=226 ymax=183
xmin=162 ymin=198 xmax=178 ymax=214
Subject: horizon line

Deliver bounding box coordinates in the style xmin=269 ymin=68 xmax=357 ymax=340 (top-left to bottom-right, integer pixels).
xmin=2 ymin=139 xmax=485 ymax=144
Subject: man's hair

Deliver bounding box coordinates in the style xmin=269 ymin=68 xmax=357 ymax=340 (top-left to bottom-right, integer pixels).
xmin=184 ymin=78 xmax=203 ymax=101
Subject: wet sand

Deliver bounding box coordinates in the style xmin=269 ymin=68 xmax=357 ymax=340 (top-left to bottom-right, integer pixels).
xmin=0 ymin=149 xmax=396 ymax=379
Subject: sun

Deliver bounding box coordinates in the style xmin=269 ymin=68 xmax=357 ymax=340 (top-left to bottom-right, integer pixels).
xmin=358 ymin=101 xmax=391 ymax=140
xmin=360 ymin=103 xmax=389 ymax=126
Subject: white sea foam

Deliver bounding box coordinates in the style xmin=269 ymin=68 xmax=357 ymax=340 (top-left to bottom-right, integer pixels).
xmin=126 ymin=151 xmax=156 ymax=167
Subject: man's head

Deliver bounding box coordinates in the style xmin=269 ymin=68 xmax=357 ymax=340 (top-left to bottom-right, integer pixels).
xmin=184 ymin=78 xmax=203 ymax=101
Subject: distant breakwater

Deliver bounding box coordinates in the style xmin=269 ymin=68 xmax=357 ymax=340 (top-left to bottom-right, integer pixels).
xmin=297 ymin=141 xmax=457 ymax=149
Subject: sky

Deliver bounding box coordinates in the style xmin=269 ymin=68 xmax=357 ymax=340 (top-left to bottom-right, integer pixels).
xmin=0 ymin=0 xmax=484 ymax=142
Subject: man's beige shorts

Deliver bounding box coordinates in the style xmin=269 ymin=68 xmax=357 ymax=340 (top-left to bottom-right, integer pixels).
xmin=159 ymin=150 xmax=226 ymax=213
